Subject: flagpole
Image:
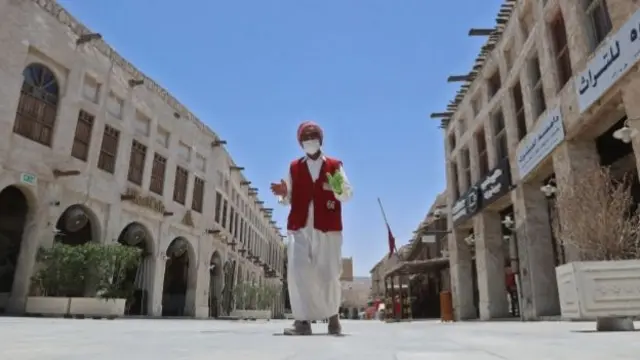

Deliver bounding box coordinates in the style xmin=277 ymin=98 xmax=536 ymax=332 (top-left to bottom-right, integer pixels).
xmin=377 ymin=197 xmax=399 ymax=255
xmin=377 ymin=197 xmax=390 ymax=226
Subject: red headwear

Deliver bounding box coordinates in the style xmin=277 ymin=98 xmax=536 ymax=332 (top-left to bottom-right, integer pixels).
xmin=297 ymin=121 xmax=323 ymax=142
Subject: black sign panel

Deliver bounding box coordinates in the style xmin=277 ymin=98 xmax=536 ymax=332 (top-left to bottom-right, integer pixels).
xmin=478 ymin=158 xmax=512 ymax=209
xmin=451 ymin=186 xmax=481 ymax=226
xmin=451 ymin=159 xmax=512 ymax=226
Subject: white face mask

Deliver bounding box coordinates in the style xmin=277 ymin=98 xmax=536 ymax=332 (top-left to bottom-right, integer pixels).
xmin=302 ymin=139 xmax=321 ymax=155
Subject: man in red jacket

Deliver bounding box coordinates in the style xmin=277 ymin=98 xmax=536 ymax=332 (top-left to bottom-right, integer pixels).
xmin=271 ymin=121 xmax=353 ymax=335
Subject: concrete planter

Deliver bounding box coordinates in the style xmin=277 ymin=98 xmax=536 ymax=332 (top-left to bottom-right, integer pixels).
xmin=69 ymin=298 xmax=126 ymax=317
xmin=556 ymin=260 xmax=640 ymax=330
xmin=25 ymin=296 xmax=70 ymax=315
xmin=25 ymin=297 xmax=126 ymax=317
xmin=230 ymin=309 xmax=271 ymax=320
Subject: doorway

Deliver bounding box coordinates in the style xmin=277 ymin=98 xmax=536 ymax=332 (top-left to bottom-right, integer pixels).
xmin=162 ymin=237 xmax=192 ymax=316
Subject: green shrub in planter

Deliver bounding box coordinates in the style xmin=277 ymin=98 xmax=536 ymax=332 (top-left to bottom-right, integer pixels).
xmin=32 ymin=242 xmax=142 ymax=300
xmin=233 ymin=282 xmax=247 ymax=310
xmin=256 ymin=285 xmax=278 ymax=311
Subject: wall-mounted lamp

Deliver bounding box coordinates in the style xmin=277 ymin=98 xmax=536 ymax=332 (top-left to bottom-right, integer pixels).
xmin=430 ymin=207 xmax=448 ymax=220
xmin=211 ymin=140 xmax=227 ymax=147
xmin=464 ymin=234 xmax=475 ymax=246
xmin=501 ymin=215 xmax=515 ymax=231
xmin=613 ymin=118 xmax=640 ymax=143
xmin=76 ymin=33 xmax=102 ymax=45
xmin=230 ymin=166 xmax=244 ymax=171
xmin=240 ymin=181 xmax=251 ymax=186
xmin=540 ymin=181 xmax=557 ymax=198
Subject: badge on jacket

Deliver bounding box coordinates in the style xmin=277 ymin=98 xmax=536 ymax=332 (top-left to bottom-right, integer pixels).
xmin=326 ymin=200 xmax=336 ymax=210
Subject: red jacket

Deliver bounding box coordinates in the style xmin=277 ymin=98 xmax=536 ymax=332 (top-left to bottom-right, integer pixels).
xmin=505 ymin=271 xmax=516 ymax=289
xmin=287 ymin=156 xmax=343 ymax=232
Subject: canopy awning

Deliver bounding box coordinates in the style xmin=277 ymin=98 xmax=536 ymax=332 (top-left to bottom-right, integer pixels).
xmin=384 ymin=257 xmax=450 ymax=278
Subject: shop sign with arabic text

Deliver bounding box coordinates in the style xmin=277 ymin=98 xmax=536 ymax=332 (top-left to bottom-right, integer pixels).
xmin=516 ymin=107 xmax=565 ymax=180
xmin=575 ymin=8 xmax=640 ymax=113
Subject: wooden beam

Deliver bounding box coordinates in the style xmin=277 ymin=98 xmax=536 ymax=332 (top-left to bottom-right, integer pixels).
xmin=430 ymin=112 xmax=453 ymax=119
xmin=468 ymin=28 xmax=495 ymax=36
xmin=447 ymin=75 xmax=472 ymax=82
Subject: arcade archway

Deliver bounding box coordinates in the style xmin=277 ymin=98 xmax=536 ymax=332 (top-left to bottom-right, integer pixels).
xmin=117 ymin=222 xmax=153 ymax=315
xmin=0 ymin=186 xmax=30 ymax=298
xmin=53 ymin=204 xmax=99 ymax=297
xmin=221 ymin=259 xmax=236 ymax=315
xmin=54 ymin=204 xmax=98 ymax=246
xmin=162 ymin=237 xmax=193 ymax=316
xmin=208 ymin=251 xmax=223 ymax=318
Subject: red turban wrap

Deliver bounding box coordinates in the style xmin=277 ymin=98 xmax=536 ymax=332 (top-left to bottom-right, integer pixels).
xmin=297 ymin=121 xmax=323 ymax=142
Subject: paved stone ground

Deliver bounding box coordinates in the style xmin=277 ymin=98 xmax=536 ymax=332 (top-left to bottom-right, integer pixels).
xmin=0 ymin=317 xmax=639 ymax=359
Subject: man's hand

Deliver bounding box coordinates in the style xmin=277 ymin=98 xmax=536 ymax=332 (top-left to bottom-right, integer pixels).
xmin=270 ymin=179 xmax=288 ymax=197
xmin=326 ymin=171 xmax=344 ymax=195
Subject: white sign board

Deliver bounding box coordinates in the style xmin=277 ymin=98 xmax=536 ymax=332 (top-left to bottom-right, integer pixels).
xmin=421 ymin=234 xmax=436 ymax=244
xmin=451 ymin=197 xmax=466 ymax=223
xmin=20 ymin=172 xmax=37 ymax=186
xmin=575 ymin=8 xmax=640 ymax=113
xmin=516 ymin=107 xmax=565 ymax=180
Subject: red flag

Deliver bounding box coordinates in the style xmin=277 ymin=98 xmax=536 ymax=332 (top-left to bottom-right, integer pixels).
xmin=387 ymin=224 xmax=396 ymax=258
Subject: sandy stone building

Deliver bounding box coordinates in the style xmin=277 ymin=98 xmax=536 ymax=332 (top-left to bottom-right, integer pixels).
xmin=340 ymin=257 xmax=354 ymax=282
xmin=0 ymin=0 xmax=286 ymax=318
xmin=433 ymin=0 xmax=640 ymax=321
xmin=341 ymin=276 xmax=371 ymax=312
xmin=369 ymin=245 xmax=410 ymax=299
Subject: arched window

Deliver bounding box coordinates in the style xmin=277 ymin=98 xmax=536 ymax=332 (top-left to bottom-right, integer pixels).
xmin=14 ymin=63 xmax=59 ymax=146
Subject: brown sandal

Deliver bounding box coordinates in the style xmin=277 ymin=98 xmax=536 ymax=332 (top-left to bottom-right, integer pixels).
xmin=283 ymin=320 xmax=312 ymax=336
xmin=328 ymin=315 xmax=342 ymax=335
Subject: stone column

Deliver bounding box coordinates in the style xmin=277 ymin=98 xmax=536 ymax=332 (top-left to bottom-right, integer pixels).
xmin=184 ymin=247 xmax=200 ymax=317
xmin=552 ymin=140 xmax=601 ymax=262
xmin=474 ymin=211 xmax=509 ymax=320
xmin=148 ymin=255 xmax=165 ymax=317
xmin=192 ymin=255 xmax=210 ymax=319
xmin=448 ymin=229 xmax=476 ymax=320
xmin=512 ymin=182 xmax=559 ymax=320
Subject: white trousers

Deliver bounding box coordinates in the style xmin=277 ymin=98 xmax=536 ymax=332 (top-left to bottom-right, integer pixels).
xmin=287 ymin=227 xmax=342 ymax=321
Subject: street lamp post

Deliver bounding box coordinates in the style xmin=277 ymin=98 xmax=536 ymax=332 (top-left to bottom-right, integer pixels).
xmin=501 ymin=215 xmax=523 ymax=321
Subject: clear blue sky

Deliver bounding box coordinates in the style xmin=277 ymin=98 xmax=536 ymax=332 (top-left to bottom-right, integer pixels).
xmin=59 ymin=0 xmax=502 ymax=276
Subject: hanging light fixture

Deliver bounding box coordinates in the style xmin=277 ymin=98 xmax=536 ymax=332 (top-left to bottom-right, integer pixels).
xmin=464 ymin=234 xmax=475 ymax=246
xmin=612 ymin=119 xmax=639 ymax=144
xmin=540 ymin=183 xmax=557 ymax=198
xmin=501 ymin=215 xmax=515 ymax=230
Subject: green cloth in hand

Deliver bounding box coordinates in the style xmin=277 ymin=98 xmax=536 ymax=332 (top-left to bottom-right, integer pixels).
xmin=326 ymin=171 xmax=344 ymax=195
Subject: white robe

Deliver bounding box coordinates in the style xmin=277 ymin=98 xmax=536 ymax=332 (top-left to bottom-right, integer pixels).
xmin=279 ymin=155 xmax=353 ymax=321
